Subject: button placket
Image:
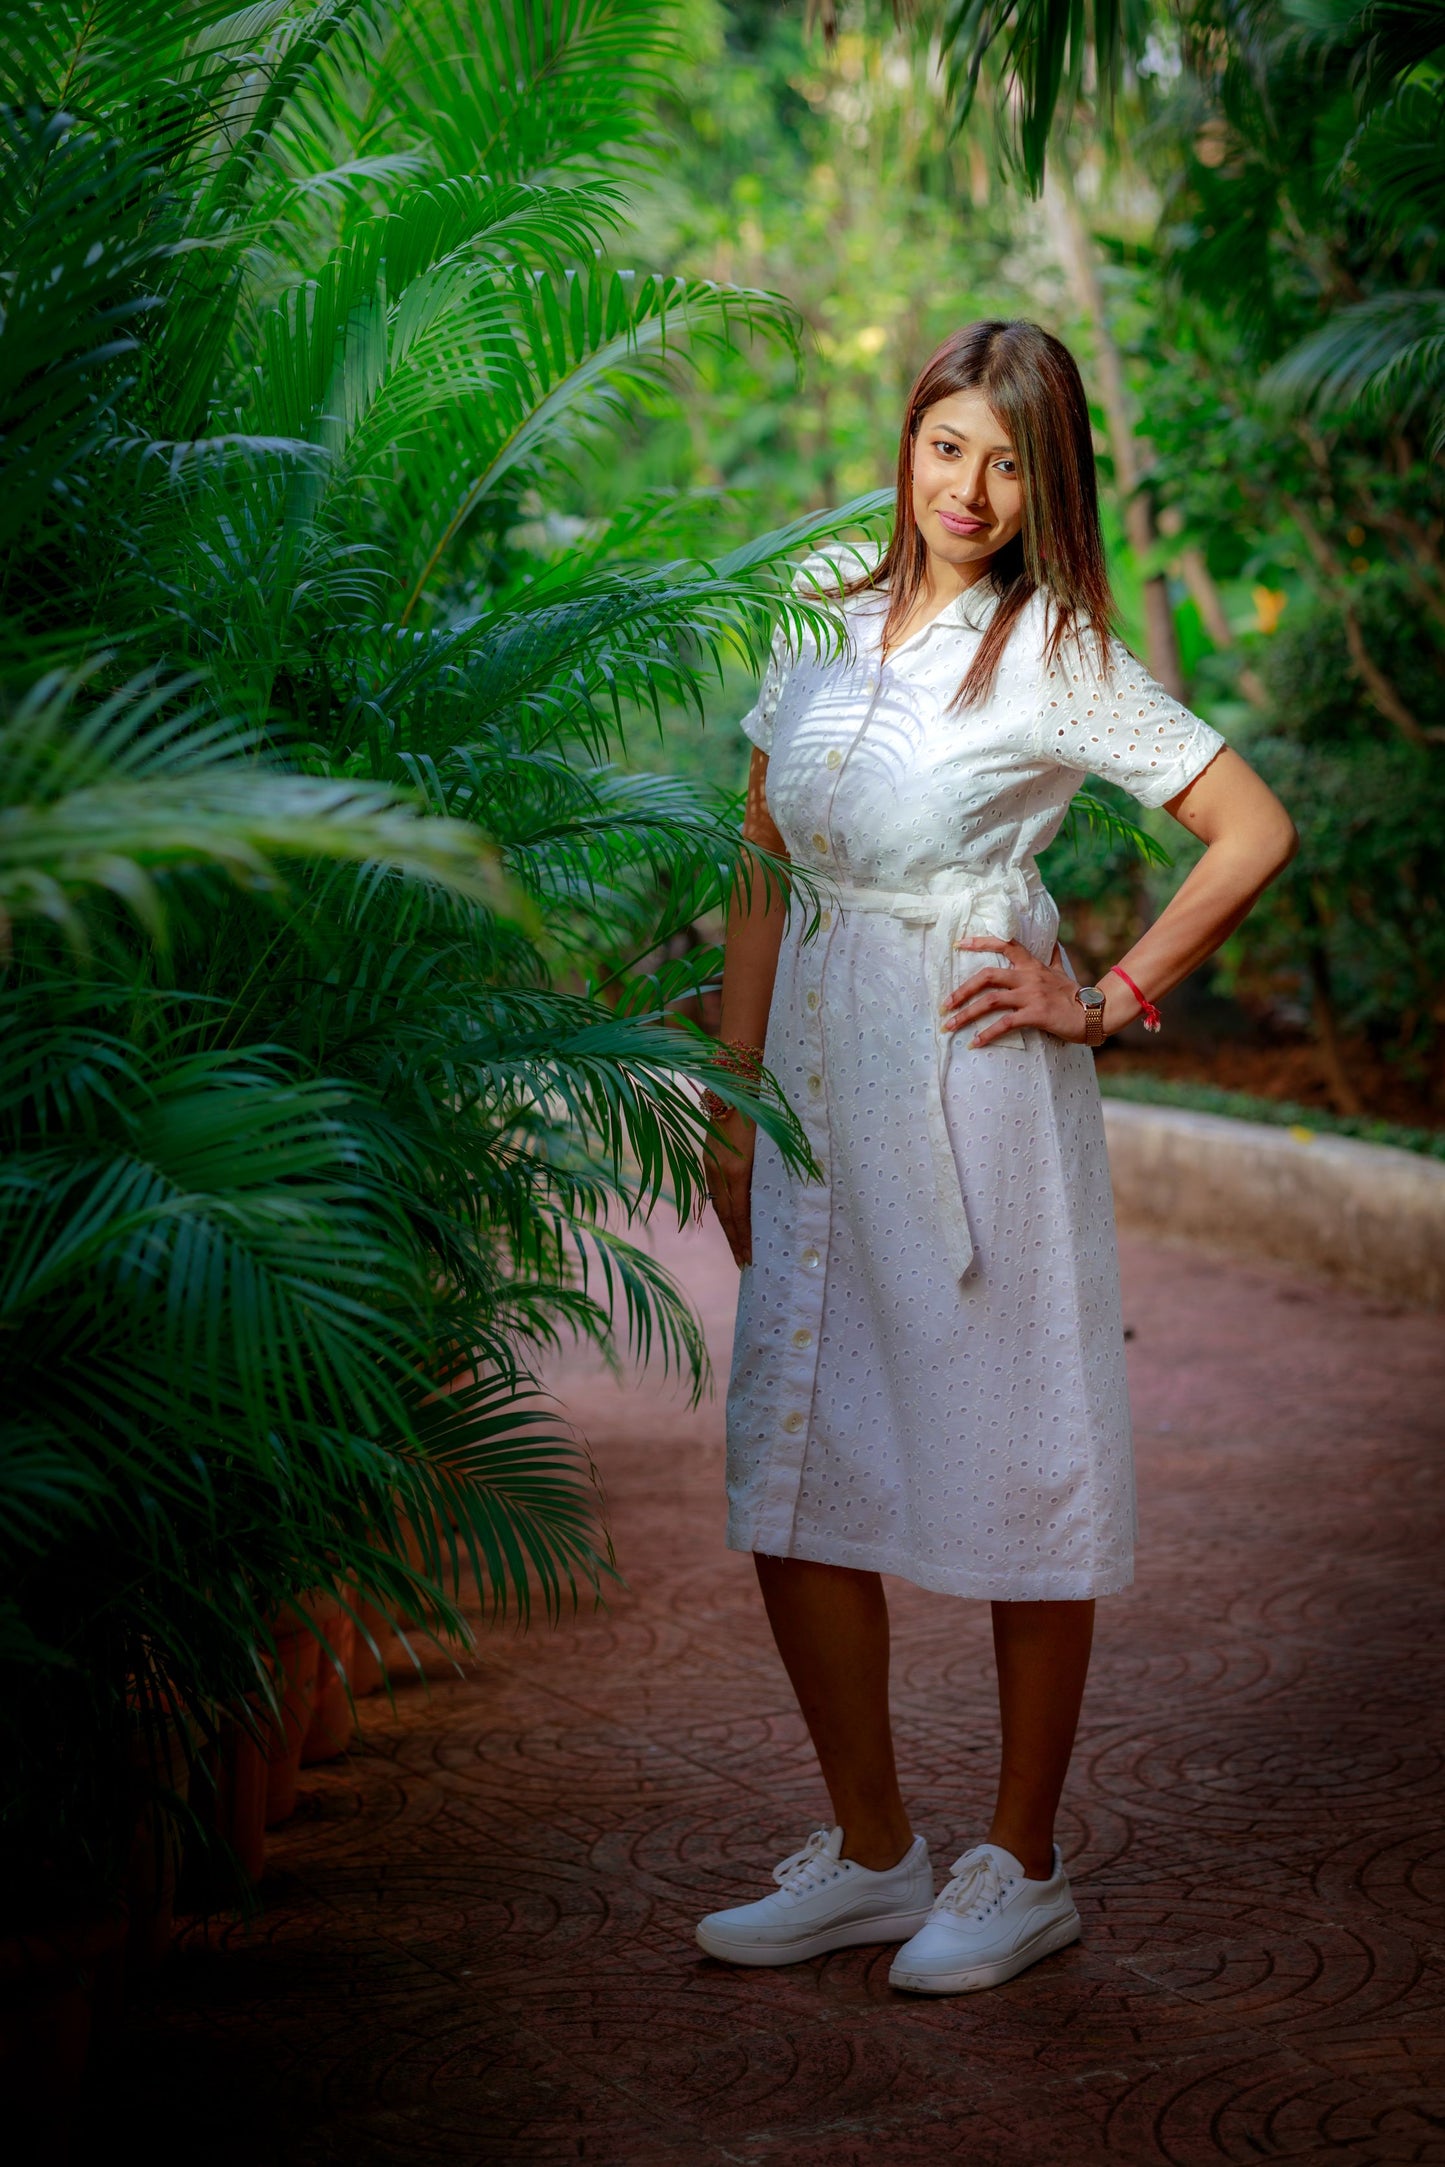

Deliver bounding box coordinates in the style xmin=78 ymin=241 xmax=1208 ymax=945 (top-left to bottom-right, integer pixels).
xmin=811 ymin=633 xmax=883 ymax=873
xmin=770 ymin=890 xmax=837 ymax=1512
xmin=765 ymin=631 xmax=885 ymax=1527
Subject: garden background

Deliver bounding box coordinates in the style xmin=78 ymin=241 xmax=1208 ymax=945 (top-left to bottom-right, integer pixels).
xmin=2 ymin=0 xmax=1443 ymax=2153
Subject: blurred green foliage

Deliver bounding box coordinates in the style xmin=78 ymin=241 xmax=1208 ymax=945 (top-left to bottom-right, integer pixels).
xmin=605 ymin=0 xmax=1445 ymax=1109
xmin=1097 ymin=1073 xmax=1445 ymax=1162
xmin=1242 ymin=587 xmax=1445 ymax=1082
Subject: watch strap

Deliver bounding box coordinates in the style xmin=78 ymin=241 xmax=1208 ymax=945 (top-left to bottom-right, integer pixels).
xmin=1075 ymin=986 xmax=1107 ymax=1047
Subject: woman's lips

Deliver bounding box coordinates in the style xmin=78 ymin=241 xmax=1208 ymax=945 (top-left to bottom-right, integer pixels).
xmin=936 ymin=510 xmax=988 ymax=536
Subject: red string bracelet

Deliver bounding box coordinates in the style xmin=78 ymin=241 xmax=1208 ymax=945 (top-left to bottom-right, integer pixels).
xmin=1109 ymin=965 xmax=1162 ymax=1033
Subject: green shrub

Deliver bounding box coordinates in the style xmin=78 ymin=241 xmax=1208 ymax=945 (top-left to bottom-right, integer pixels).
xmin=1234 ymin=588 xmax=1445 ymax=1098
xmin=0 ymin=0 xmax=847 ymax=1924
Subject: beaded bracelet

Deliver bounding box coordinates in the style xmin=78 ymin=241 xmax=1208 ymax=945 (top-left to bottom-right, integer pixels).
xmin=715 ymin=1039 xmax=765 ymax=1081
xmin=700 ymin=1040 xmax=765 ymax=1123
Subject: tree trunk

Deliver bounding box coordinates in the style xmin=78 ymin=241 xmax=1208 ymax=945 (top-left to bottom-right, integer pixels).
xmin=1157 ymin=514 xmax=1271 ymax=709
xmin=1042 ymin=155 xmax=1185 ymax=699
xmin=1283 ymin=495 xmax=1440 ymax=747
xmin=1304 ymin=883 xmax=1363 ymax=1117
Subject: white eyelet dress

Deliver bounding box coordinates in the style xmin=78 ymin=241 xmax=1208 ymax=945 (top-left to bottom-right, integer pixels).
xmin=724 ymin=577 xmax=1225 ymax=1600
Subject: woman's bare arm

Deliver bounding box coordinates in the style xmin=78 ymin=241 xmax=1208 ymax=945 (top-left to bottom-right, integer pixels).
xmin=1092 ymin=746 xmax=1299 ymax=1033
xmin=706 ymin=748 xmax=790 ymax=1266
xmin=947 ymin=746 xmax=1298 ymax=1044
xmin=720 ymin=749 xmax=790 ymax=1044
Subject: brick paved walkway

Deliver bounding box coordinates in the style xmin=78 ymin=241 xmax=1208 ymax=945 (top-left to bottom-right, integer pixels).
xmin=105 ymin=1223 xmax=1445 ymax=2164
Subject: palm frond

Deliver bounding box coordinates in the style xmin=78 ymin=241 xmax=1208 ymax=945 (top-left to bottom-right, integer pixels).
xmin=1061 ymin=781 xmax=1173 ymax=867
xmin=0 ymin=0 xmax=246 ymax=109
xmin=395 ymin=270 xmax=803 ymax=617
xmin=381 ymin=1369 xmax=613 ymax=1623
xmin=935 ymin=0 xmax=1151 ymax=189
xmin=0 ymin=112 xmax=179 ymax=547
xmin=1263 ymin=289 xmax=1445 ymax=450
xmin=0 ymin=669 xmax=508 ymax=946
xmin=374 ymin=0 xmax=673 ymax=186
xmin=1341 ymin=79 xmax=1445 ymax=240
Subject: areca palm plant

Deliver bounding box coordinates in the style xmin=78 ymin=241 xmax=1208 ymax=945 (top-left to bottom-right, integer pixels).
xmin=0 ymin=0 xmax=861 ymax=1922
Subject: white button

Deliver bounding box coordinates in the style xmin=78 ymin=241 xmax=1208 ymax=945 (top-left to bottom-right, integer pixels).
xmin=792 ymin=1328 xmax=813 ymax=1349
xmin=819 ymin=910 xmax=832 ymax=930
xmin=824 ymin=747 xmax=842 ymax=769
xmin=782 ymin=1411 xmax=804 ymax=1434
xmin=802 ymin=1247 xmax=821 ymax=1269
xmin=805 ymin=990 xmax=819 ymax=1011
xmin=807 ymin=1074 xmax=822 ymax=1095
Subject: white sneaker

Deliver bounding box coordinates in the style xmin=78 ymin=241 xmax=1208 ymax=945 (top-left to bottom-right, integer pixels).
xmin=695 ymin=1825 xmax=933 ymax=1967
xmin=888 ymin=1840 xmax=1080 ymax=1994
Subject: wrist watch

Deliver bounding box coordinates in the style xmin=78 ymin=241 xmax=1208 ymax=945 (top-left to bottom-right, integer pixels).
xmin=1075 ymin=985 xmax=1107 ymax=1047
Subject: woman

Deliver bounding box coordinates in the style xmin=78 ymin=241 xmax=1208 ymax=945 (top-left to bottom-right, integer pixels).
xmin=696 ymin=319 xmax=1296 ymax=1996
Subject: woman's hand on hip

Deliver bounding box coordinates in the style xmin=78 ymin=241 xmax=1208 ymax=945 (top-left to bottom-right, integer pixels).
xmin=943 ymin=936 xmax=1089 ymax=1046
xmin=704 ymin=1111 xmax=757 ymax=1267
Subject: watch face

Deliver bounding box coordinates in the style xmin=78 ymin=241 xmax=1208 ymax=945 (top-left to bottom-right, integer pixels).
xmin=1078 ymin=987 xmax=1105 ymax=1010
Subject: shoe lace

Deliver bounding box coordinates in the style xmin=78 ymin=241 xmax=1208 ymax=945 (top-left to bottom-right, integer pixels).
xmin=772 ymin=1828 xmax=841 ymax=1895
xmin=933 ymin=1847 xmax=1009 ymax=1920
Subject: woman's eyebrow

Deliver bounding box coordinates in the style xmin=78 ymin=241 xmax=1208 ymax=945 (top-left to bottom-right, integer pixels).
xmin=930 ymin=427 xmax=1015 ymax=452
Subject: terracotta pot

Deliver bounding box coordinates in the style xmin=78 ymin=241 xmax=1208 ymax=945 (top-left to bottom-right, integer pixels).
xmin=0 ymin=1908 xmax=126 ymax=2164
xmin=348 ymin=1597 xmax=391 ymax=1698
xmin=125 ymin=1714 xmax=193 ymax=1972
xmin=301 ymin=1604 xmax=356 ymax=1764
xmin=213 ymin=1709 xmax=268 ymax=1884
xmin=262 ymin=1614 xmax=320 ymax=1826
xmin=394 ymin=1511 xmax=474 ymax=1663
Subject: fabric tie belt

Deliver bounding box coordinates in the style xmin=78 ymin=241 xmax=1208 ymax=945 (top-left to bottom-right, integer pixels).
xmin=831 ymin=868 xmax=1058 ymax=1286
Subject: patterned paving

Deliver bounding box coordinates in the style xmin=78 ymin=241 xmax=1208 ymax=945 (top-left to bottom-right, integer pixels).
xmin=97 ymin=1222 xmax=1445 ymax=2164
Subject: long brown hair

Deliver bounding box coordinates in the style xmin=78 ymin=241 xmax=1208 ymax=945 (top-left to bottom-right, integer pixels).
xmin=846 ymin=319 xmax=1114 ymax=705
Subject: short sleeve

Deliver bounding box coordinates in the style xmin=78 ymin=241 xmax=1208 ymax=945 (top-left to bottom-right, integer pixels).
xmin=737 ymin=624 xmax=788 ymax=756
xmin=1041 ymin=627 xmax=1227 ymax=809
xmin=736 ymin=545 xmax=871 ymax=756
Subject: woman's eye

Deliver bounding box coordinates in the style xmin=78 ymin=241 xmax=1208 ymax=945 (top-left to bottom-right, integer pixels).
xmin=995 ymin=458 xmax=1017 ymax=474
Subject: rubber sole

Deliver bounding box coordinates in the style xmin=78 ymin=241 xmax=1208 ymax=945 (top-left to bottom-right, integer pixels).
xmin=695 ymin=1905 xmax=933 ymax=1968
xmin=888 ymin=1907 xmax=1082 ymax=1994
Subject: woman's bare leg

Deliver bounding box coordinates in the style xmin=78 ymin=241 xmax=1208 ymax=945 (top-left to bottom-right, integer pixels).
xmin=987 ymin=1598 xmax=1095 ymax=1878
xmin=753 ymin=1553 xmax=913 ymax=1871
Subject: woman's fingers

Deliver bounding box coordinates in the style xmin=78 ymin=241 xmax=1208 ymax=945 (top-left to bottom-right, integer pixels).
xmin=955 ymin=935 xmax=1028 ymax=954
xmin=941 ymin=944 xmax=1088 ymax=1045
xmin=944 ymin=983 xmax=1028 ymax=1029
xmin=717 ymin=1188 xmax=751 ymax=1267
xmin=972 ymin=1011 xmax=1039 ymax=1046
xmin=944 ymin=962 xmax=1020 ymax=1012
xmin=972 ymin=987 xmax=1085 ymax=1045
xmin=705 ymin=1143 xmax=754 ymax=1267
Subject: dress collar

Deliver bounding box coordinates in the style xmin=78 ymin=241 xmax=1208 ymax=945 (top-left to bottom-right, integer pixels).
xmin=855 ymin=577 xmax=1000 ymax=655
xmin=850 ymin=579 xmax=1000 ymax=630
xmin=870 ymin=576 xmax=1005 ymax=650
xmin=936 ymin=582 xmax=1001 ymax=633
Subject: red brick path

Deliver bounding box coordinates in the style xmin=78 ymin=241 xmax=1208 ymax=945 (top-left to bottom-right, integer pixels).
xmin=105 ymin=1223 xmax=1445 ymax=2164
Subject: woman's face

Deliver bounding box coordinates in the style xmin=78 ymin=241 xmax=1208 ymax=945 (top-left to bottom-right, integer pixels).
xmin=910 ymin=388 xmax=1023 ymax=578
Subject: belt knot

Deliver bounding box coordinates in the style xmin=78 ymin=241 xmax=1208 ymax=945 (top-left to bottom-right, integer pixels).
xmin=828 ymin=867 xmax=1058 ymax=1286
